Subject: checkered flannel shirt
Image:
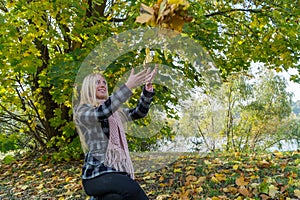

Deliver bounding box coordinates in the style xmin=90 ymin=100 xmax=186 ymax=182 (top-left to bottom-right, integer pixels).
xmin=75 ymin=84 xmax=155 ymax=179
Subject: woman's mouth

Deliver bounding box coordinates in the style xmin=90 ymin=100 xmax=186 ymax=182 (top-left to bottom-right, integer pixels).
xmin=98 ymin=88 xmax=106 ymax=93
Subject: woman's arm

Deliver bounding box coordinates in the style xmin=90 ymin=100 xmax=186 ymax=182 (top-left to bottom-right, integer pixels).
xmin=76 ymin=67 xmax=155 ymax=125
xmin=122 ymin=86 xmax=155 ymax=121
xmin=76 ymin=85 xmax=132 ymax=125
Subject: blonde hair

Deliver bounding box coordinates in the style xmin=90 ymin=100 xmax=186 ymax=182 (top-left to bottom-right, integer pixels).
xmin=79 ymin=73 xmax=106 ymax=106
xmin=75 ymin=73 xmax=106 ymax=153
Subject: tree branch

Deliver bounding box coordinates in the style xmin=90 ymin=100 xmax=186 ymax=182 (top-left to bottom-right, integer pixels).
xmin=205 ymin=8 xmax=262 ymax=18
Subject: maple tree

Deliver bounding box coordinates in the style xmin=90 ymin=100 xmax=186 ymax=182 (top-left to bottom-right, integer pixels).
xmin=0 ymin=0 xmax=299 ymax=159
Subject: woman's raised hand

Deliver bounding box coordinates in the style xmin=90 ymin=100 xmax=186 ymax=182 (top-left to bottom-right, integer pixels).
xmin=145 ymin=65 xmax=157 ymax=91
xmin=125 ymin=67 xmax=156 ymax=90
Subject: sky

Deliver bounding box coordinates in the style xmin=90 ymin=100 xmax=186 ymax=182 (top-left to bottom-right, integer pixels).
xmin=278 ymin=68 xmax=300 ymax=101
xmin=250 ymin=63 xmax=300 ymax=102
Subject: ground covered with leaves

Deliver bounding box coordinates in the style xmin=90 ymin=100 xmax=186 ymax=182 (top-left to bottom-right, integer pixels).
xmin=1 ymin=150 xmax=300 ymax=200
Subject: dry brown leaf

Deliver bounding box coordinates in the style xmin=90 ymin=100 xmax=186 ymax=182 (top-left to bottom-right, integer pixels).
xmin=140 ymin=3 xmax=154 ymax=15
xmin=135 ymin=14 xmax=153 ymax=24
xmin=185 ymin=175 xmax=197 ymax=185
xmin=260 ymin=194 xmax=270 ymax=200
xmin=238 ymin=186 xmax=251 ymax=197
xmin=223 ymin=186 xmax=238 ymax=194
xmin=168 ymin=15 xmax=185 ymax=32
xmin=236 ymin=175 xmax=249 ymax=186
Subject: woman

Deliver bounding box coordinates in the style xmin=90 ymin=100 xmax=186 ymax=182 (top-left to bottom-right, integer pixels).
xmin=74 ymin=67 xmax=156 ymax=200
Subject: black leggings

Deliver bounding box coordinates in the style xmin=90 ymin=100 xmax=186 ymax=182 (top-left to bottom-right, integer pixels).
xmin=82 ymin=173 xmax=149 ymax=200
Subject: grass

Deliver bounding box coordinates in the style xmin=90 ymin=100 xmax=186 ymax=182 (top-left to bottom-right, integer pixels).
xmin=0 ymin=150 xmax=300 ymax=199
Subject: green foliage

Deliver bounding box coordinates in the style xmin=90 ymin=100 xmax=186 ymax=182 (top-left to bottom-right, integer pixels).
xmin=0 ymin=0 xmax=299 ymax=158
xmin=1 ymin=155 xmax=16 ymax=165
xmin=51 ymin=137 xmax=83 ymax=162
xmin=187 ymin=69 xmax=296 ymax=153
xmin=0 ymin=133 xmax=20 ymax=153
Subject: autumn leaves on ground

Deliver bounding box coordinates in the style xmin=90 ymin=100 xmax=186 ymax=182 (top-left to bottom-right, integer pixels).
xmin=1 ymin=151 xmax=300 ymax=200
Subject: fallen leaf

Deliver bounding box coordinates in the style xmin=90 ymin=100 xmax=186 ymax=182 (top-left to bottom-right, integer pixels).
xmin=233 ymin=164 xmax=239 ymax=170
xmin=268 ymin=185 xmax=278 ymax=198
xmin=236 ymin=176 xmax=249 ymax=186
xmin=260 ymin=194 xmax=270 ymax=200
xmin=214 ymin=173 xmax=227 ymax=182
xmin=65 ymin=177 xmax=73 ymax=182
xmin=295 ymin=189 xmax=300 ymax=198
xmin=185 ymin=175 xmax=197 ymax=185
xmin=238 ymin=186 xmax=251 ymax=197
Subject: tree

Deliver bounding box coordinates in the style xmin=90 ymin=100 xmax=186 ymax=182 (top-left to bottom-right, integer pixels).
xmin=232 ymin=69 xmax=293 ymax=152
xmin=188 ymin=68 xmax=293 ymax=152
xmin=0 ymin=0 xmax=299 ymax=158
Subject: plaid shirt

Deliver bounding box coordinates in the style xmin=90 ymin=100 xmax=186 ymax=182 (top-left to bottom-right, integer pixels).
xmin=75 ymin=84 xmax=154 ymax=179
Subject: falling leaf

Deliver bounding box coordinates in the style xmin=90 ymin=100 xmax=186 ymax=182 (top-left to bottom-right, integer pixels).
xmin=140 ymin=3 xmax=154 ymax=15
xmin=135 ymin=0 xmax=192 ymax=32
xmin=144 ymin=48 xmax=153 ymax=64
xmin=135 ymin=13 xmax=153 ymax=24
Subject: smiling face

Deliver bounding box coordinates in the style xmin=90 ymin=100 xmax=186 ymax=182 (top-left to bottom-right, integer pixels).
xmin=95 ymin=74 xmax=108 ymax=101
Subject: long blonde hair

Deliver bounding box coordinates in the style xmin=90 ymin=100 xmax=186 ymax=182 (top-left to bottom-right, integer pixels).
xmin=79 ymin=73 xmax=99 ymax=106
xmin=75 ymin=73 xmax=107 ymax=153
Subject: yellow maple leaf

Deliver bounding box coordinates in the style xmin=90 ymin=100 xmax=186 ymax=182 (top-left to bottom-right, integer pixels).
xmin=233 ymin=164 xmax=239 ymax=170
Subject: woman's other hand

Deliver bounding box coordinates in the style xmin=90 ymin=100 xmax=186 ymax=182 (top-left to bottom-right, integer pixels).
xmin=145 ymin=65 xmax=157 ymax=92
xmin=125 ymin=68 xmax=150 ymax=90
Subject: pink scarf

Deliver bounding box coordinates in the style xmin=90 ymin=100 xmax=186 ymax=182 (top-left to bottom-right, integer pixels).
xmin=104 ymin=111 xmax=135 ymax=179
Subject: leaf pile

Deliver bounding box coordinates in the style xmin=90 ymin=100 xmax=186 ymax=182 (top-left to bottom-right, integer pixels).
xmin=136 ymin=151 xmax=300 ymax=199
xmin=1 ymin=150 xmax=300 ymax=199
